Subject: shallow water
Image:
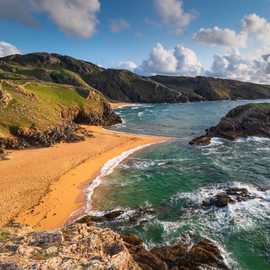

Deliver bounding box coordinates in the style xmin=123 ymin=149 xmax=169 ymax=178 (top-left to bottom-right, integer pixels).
xmin=90 ymin=100 xmax=270 ymax=270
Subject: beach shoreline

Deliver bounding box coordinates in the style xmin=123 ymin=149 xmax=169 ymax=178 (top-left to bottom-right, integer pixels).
xmin=0 ymin=125 xmax=170 ymax=231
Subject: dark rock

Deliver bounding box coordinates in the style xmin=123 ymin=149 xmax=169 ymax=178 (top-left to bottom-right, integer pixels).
xmin=28 ymin=232 xmax=63 ymax=247
xmin=122 ymin=234 xmax=144 ymax=247
xmin=124 ymin=234 xmax=230 ymax=270
xmin=189 ymin=135 xmax=211 ymax=146
xmin=104 ymin=242 xmax=124 ymax=256
xmin=190 ymin=103 xmax=270 ymax=145
xmin=203 ymin=193 xmax=235 ymax=208
xmin=0 ymin=262 xmax=21 ymax=270
xmin=77 ymin=210 xmax=125 ymax=223
xmin=202 ymin=187 xmax=256 ymax=209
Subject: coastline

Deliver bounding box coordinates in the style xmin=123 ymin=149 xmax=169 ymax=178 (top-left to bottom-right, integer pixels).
xmin=2 ymin=125 xmax=169 ymax=230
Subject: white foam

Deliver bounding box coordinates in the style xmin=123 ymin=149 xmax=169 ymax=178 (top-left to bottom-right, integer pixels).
xmin=85 ymin=143 xmax=156 ymax=212
xmin=235 ymin=136 xmax=270 ymax=143
xmin=172 ymin=182 xmax=270 ymax=233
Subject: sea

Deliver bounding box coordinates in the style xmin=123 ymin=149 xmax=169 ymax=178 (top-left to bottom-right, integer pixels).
xmin=88 ymin=100 xmax=270 ymax=270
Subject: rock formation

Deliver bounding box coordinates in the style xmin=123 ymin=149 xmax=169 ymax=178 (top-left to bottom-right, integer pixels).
xmin=190 ymin=103 xmax=270 ymax=145
xmin=0 ymin=220 xmax=231 ymax=270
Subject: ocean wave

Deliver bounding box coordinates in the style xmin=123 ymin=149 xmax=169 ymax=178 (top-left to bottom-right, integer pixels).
xmin=170 ymin=182 xmax=270 ymax=233
xmin=85 ymin=143 xmax=156 ymax=212
xmin=235 ymin=136 xmax=270 ymax=143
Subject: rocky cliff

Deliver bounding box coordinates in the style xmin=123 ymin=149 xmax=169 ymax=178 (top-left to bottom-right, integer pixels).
xmin=190 ymin=103 xmax=270 ymax=145
xmin=0 ymin=219 xmax=230 ymax=270
xmin=0 ymin=79 xmax=121 ymax=150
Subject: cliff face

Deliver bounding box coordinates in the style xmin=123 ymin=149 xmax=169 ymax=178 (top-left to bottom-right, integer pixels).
xmin=190 ymin=103 xmax=270 ymax=145
xmin=1 ymin=53 xmax=270 ymax=104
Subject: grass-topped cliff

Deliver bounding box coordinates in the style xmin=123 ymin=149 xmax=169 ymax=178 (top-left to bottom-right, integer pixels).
xmin=190 ymin=103 xmax=270 ymax=145
xmin=0 ymin=77 xmax=120 ymax=149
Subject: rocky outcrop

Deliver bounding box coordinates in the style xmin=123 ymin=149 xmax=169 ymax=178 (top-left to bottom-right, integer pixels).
xmin=190 ymin=103 xmax=270 ymax=145
xmin=202 ymin=187 xmax=256 ymax=208
xmin=0 ymin=124 xmax=89 ymax=149
xmin=0 ymin=222 xmax=140 ymax=270
xmin=0 ymin=221 xmax=230 ymax=270
xmin=124 ymin=234 xmax=230 ymax=270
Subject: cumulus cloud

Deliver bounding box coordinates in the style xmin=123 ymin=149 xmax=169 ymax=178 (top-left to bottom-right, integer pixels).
xmin=0 ymin=42 xmax=21 ymax=57
xmin=208 ymin=51 xmax=270 ymax=84
xmin=154 ymin=0 xmax=195 ymax=34
xmin=117 ymin=61 xmax=138 ymax=72
xmin=0 ymin=0 xmax=101 ymax=38
xmin=193 ymin=27 xmax=247 ymax=48
xmin=242 ymin=13 xmax=270 ymax=44
xmin=110 ymin=19 xmax=130 ymax=33
xmin=193 ymin=13 xmax=270 ymax=48
xmin=139 ymin=43 xmax=203 ymax=76
xmin=34 ymin=0 xmax=100 ymax=38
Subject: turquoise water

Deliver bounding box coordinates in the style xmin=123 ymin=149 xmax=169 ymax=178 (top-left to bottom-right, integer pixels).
xmin=91 ymin=100 xmax=270 ymax=270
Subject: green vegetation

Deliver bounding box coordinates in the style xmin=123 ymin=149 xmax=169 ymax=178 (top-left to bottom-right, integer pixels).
xmin=0 ymin=80 xmax=109 ymax=138
xmin=0 ymin=53 xmax=121 ymax=147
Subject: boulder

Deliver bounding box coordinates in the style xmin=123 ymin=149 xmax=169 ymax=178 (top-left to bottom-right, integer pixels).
xmin=202 ymin=187 xmax=256 ymax=208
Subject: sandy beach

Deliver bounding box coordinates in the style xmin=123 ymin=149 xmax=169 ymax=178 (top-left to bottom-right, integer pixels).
xmin=0 ymin=125 xmax=169 ymax=230
xmin=110 ymin=102 xmax=139 ymax=109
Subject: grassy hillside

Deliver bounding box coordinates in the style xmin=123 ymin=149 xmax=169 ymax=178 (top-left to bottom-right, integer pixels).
xmin=0 ymin=78 xmax=120 ymax=149
xmin=152 ymin=76 xmax=270 ymax=101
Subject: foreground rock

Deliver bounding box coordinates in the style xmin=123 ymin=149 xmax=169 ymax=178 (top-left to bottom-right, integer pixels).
xmin=0 ymin=221 xmax=230 ymax=270
xmin=124 ymin=234 xmax=230 ymax=270
xmin=190 ymin=103 xmax=270 ymax=145
xmin=202 ymin=187 xmax=256 ymax=208
xmin=0 ymin=222 xmax=140 ymax=270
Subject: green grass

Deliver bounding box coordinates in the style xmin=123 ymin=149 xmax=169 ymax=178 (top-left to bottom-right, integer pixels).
xmin=0 ymin=79 xmax=108 ymax=138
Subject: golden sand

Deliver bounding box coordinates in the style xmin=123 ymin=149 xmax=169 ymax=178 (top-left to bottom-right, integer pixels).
xmin=0 ymin=126 xmax=169 ymax=230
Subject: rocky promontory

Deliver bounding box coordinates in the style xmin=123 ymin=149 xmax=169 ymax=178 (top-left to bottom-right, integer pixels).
xmin=0 ymin=80 xmax=121 ymax=150
xmin=190 ymin=103 xmax=270 ymax=145
xmin=0 ymin=220 xmax=230 ymax=270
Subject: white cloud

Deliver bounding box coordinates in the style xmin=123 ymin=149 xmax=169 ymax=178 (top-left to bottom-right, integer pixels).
xmin=139 ymin=43 xmax=203 ymax=76
xmin=242 ymin=13 xmax=270 ymax=44
xmin=0 ymin=42 xmax=21 ymax=57
xmin=117 ymin=61 xmax=138 ymax=72
xmin=110 ymin=19 xmax=130 ymax=33
xmin=193 ymin=13 xmax=270 ymax=49
xmin=33 ymin=0 xmax=100 ymax=38
xmin=154 ymin=0 xmax=195 ymax=34
xmin=208 ymin=51 xmax=270 ymax=84
xmin=0 ymin=0 xmax=101 ymax=38
xmin=193 ymin=27 xmax=247 ymax=48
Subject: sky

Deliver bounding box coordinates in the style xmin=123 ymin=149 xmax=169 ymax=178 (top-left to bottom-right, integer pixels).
xmin=1 ymin=0 xmax=270 ymax=83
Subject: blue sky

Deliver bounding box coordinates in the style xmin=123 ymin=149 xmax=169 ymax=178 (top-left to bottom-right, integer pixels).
xmin=1 ymin=0 xmax=270 ymax=83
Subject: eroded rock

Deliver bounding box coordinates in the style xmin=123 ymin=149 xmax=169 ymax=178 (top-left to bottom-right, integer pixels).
xmin=190 ymin=103 xmax=270 ymax=145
